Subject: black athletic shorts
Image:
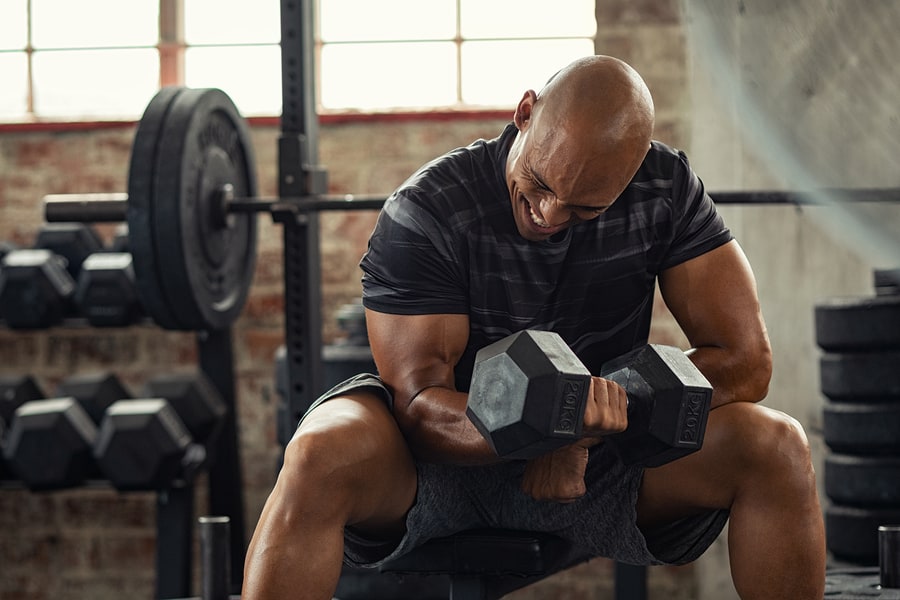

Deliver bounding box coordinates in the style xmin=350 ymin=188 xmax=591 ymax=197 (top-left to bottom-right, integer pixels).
xmin=299 ymin=374 xmax=730 ymax=569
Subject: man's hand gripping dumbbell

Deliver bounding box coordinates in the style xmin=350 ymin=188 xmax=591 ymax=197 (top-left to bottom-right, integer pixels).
xmin=466 ymin=330 xmax=713 ymax=502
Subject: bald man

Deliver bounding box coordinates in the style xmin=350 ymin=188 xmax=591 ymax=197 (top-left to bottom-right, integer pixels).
xmin=242 ymin=56 xmax=826 ymax=600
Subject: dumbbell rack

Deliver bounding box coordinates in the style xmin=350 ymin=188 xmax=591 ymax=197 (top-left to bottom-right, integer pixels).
xmin=0 ymin=320 xmax=245 ymax=599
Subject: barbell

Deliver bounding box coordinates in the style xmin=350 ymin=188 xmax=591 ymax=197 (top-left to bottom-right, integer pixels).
xmin=43 ymin=86 xmax=386 ymax=332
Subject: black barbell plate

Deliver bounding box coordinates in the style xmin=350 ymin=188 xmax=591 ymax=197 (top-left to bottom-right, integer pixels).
xmin=127 ymin=86 xmax=185 ymax=330
xmin=820 ymin=352 xmax=900 ymax=401
xmin=815 ymin=295 xmax=900 ymax=352
xmin=826 ymin=504 xmax=900 ymax=565
xmin=825 ymin=454 xmax=900 ymax=507
xmin=153 ymin=87 xmax=258 ymax=331
xmin=823 ymin=402 xmax=900 ymax=454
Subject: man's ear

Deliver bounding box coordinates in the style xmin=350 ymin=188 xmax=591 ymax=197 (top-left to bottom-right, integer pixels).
xmin=513 ymin=90 xmax=538 ymax=130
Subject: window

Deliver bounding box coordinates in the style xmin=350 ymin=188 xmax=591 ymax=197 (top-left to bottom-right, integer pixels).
xmin=319 ymin=0 xmax=597 ymax=111
xmin=0 ymin=0 xmax=595 ymax=122
xmin=1 ymin=0 xmax=161 ymax=121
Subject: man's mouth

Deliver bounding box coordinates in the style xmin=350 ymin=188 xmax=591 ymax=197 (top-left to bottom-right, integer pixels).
xmin=528 ymin=202 xmax=551 ymax=228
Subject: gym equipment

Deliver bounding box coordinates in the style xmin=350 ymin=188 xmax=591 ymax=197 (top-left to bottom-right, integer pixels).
xmin=0 ymin=249 xmax=75 ymax=329
xmin=825 ymin=454 xmax=900 ymax=506
xmin=826 ymin=505 xmax=900 ymax=565
xmin=74 ymin=252 xmax=143 ymax=327
xmin=1 ymin=372 xmax=130 ymax=489
xmin=41 ymin=88 xmax=385 ymax=332
xmin=2 ymin=397 xmax=98 ymax=490
xmin=94 ymin=398 xmax=197 ymax=491
xmin=824 ymin=402 xmax=900 ymax=454
xmin=0 ymin=374 xmax=45 ymax=424
xmin=322 ymin=300 xmax=377 ymax=394
xmin=33 ymin=222 xmax=104 ymax=280
xmin=875 ymin=268 xmax=900 ymax=297
xmin=199 ymin=516 xmax=231 ymax=600
xmin=0 ymin=375 xmax=44 ymax=481
xmin=882 ymin=526 xmax=900 ymax=590
xmin=110 ymin=224 xmax=130 ymax=253
xmin=94 ymin=372 xmax=226 ymax=490
xmin=143 ymin=372 xmax=227 ymax=444
xmin=820 ymin=352 xmax=900 ymax=400
xmin=0 ymin=241 xmax=17 ymax=261
xmin=380 ymin=529 xmax=571 ymax=600
xmin=56 ymin=371 xmax=132 ymax=424
xmin=466 ymin=330 xmax=712 ymax=466
xmin=815 ymin=294 xmax=900 ymax=351
xmin=0 ymin=241 xmax=19 ymax=316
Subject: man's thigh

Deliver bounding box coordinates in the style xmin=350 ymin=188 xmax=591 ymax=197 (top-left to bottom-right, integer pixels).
xmin=636 ymin=401 xmax=806 ymax=529
xmin=288 ymin=389 xmax=418 ymax=538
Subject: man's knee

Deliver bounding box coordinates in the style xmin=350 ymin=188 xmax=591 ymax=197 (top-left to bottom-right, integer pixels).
xmin=279 ymin=393 xmax=416 ymax=509
xmin=712 ymin=402 xmax=814 ymax=485
xmin=284 ymin=395 xmax=393 ymax=479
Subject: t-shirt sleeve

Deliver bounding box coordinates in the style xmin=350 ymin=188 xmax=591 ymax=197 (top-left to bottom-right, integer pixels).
xmin=659 ymin=150 xmax=733 ymax=270
xmin=360 ymin=192 xmax=469 ymax=315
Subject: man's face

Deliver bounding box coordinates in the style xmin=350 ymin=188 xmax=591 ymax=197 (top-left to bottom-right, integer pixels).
xmin=505 ymin=124 xmax=618 ymax=242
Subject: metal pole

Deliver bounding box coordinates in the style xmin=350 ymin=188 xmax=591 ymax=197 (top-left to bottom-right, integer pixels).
xmin=197 ymin=328 xmax=246 ymax=593
xmin=277 ymin=0 xmax=325 ymax=436
xmin=200 ymin=516 xmax=231 ymax=600
xmin=880 ymin=525 xmax=900 ymax=589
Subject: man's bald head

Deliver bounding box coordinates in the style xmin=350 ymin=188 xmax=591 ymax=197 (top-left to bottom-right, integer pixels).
xmin=534 ymin=55 xmax=655 ymax=150
xmin=505 ymin=56 xmax=656 ymax=241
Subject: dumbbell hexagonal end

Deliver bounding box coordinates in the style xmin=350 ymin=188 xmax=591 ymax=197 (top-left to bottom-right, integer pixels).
xmin=467 ymin=330 xmax=590 ymax=458
xmin=601 ymin=344 xmax=712 ymax=467
xmin=0 ymin=249 xmax=75 ymax=329
xmin=143 ymin=373 xmax=226 ymax=443
xmin=3 ymin=398 xmax=98 ymax=490
xmin=94 ymin=399 xmax=192 ymax=491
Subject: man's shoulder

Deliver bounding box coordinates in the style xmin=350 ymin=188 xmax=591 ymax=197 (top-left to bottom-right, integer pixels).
xmin=402 ymin=127 xmax=511 ymax=195
xmin=636 ymin=140 xmax=689 ymax=178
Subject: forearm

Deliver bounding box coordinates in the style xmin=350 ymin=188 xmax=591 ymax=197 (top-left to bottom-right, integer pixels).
xmin=393 ymin=385 xmax=502 ymax=465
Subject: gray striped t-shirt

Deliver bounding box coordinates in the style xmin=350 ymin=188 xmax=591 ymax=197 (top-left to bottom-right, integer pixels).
xmin=360 ymin=123 xmax=732 ymax=390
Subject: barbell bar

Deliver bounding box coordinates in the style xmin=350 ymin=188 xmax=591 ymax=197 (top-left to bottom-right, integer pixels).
xmin=43 ymin=191 xmax=387 ymax=223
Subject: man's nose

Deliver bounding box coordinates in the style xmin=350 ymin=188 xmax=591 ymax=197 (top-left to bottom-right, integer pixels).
xmin=539 ymin=196 xmax=572 ymax=227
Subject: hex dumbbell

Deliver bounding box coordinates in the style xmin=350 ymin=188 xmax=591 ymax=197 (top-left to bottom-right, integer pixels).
xmin=74 ymin=252 xmax=143 ymax=327
xmin=33 ymin=223 xmax=104 ymax=281
xmin=94 ymin=372 xmax=226 ymax=490
xmin=1 ymin=372 xmax=132 ymax=490
xmin=0 ymin=375 xmax=46 ymax=481
xmin=466 ymin=330 xmax=712 ymax=467
xmin=0 ymin=249 xmax=75 ymax=328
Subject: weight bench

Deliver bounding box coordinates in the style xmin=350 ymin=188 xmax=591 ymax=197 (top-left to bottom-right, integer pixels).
xmin=379 ymin=528 xmax=647 ymax=600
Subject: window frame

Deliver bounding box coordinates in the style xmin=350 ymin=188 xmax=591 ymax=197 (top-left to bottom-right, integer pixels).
xmin=1 ymin=0 xmax=596 ymax=124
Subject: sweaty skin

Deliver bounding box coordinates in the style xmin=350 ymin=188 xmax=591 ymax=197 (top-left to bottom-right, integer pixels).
xmin=241 ymin=56 xmax=826 ymax=600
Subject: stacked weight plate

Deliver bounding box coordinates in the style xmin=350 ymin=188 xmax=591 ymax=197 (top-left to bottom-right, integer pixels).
xmin=816 ymin=269 xmax=900 ymax=564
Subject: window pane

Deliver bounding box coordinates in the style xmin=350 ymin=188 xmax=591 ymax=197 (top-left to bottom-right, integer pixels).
xmin=185 ymin=45 xmax=282 ymax=116
xmin=461 ymin=39 xmax=595 ymax=105
xmin=0 ymin=54 xmax=29 ymax=120
xmin=320 ymin=0 xmax=456 ymax=42
xmin=32 ymin=49 xmax=160 ymax=118
xmin=31 ymin=0 xmax=157 ymax=49
xmin=186 ymin=0 xmax=280 ymax=44
xmin=0 ymin=0 xmax=28 ymax=50
xmin=321 ymin=42 xmax=457 ymax=110
xmin=460 ymin=0 xmax=596 ymax=39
